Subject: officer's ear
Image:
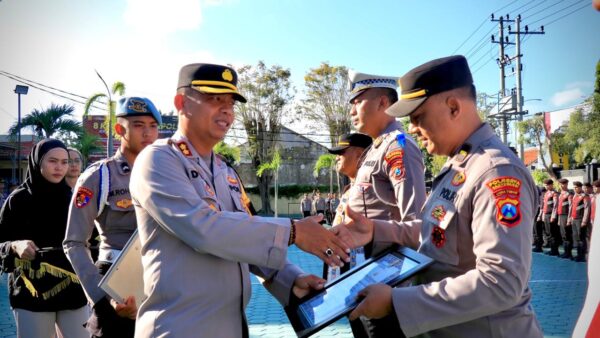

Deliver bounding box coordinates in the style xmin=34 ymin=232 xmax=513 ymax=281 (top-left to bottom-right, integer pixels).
xmin=445 ymin=95 xmax=461 ymax=120
xmin=174 ymin=93 xmax=185 ymax=111
xmin=114 ymin=122 xmax=126 ymax=137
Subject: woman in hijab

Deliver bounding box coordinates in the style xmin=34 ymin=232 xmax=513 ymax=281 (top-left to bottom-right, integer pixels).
xmin=0 ymin=139 xmax=88 ymax=338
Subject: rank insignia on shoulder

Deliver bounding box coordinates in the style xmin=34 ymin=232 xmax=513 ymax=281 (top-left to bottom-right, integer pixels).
xmin=75 ymin=187 xmax=93 ymax=208
xmin=116 ymin=198 xmax=133 ymax=209
xmin=451 ymin=171 xmax=466 ymax=186
xmin=177 ymin=141 xmax=192 ymax=157
xmin=431 ymin=205 xmax=447 ymax=222
xmin=431 ymin=226 xmax=446 ymax=248
xmin=373 ymin=136 xmax=383 ymax=148
xmin=486 ymin=176 xmax=522 ymax=228
xmin=396 ymin=133 xmax=406 ymax=148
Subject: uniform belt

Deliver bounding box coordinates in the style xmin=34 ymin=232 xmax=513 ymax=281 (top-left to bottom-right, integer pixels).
xmin=98 ymin=248 xmax=122 ymax=263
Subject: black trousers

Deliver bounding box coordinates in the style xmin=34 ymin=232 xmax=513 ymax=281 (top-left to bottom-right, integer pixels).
xmin=86 ymin=261 xmax=136 ymax=338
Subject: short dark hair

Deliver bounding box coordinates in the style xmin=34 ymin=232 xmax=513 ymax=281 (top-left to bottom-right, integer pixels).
xmin=543 ymin=179 xmax=554 ymax=185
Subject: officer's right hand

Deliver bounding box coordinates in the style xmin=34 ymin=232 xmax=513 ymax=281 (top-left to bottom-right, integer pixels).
xmin=332 ymin=204 xmax=375 ymax=248
xmin=111 ymin=296 xmax=137 ymax=320
xmin=10 ymin=240 xmax=38 ymax=260
xmin=294 ymin=214 xmax=351 ymax=267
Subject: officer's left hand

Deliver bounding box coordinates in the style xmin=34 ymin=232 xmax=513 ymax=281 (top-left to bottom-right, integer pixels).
xmin=292 ymin=274 xmax=326 ymax=299
xmin=111 ymin=296 xmax=137 ymax=320
xmin=332 ymin=204 xmax=374 ymax=248
xmin=349 ymin=284 xmax=393 ymax=321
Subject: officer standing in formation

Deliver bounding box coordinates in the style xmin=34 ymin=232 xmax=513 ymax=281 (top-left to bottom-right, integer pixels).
xmin=300 ymin=193 xmax=312 ymax=217
xmin=568 ymin=181 xmax=590 ymax=262
xmin=63 ymin=97 xmax=162 ymax=337
xmin=129 ymin=63 xmax=350 ymax=338
xmin=343 ymin=69 xmax=427 ymax=337
xmin=557 ymin=178 xmax=574 ymax=259
xmin=322 ymin=132 xmax=372 ymax=281
xmin=336 ymin=55 xmax=543 ymax=337
xmin=539 ymin=179 xmax=560 ymax=255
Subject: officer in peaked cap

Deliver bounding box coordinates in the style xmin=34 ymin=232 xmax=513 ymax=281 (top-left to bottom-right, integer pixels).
xmin=328 ymin=133 xmax=373 ymax=155
xmin=130 ymin=63 xmax=352 ymax=337
xmin=337 ymin=55 xmax=543 ymax=337
xmin=340 ymin=69 xmax=427 ymax=337
xmin=64 ymin=96 xmax=161 ymax=337
xmin=324 ymin=132 xmax=372 ymax=281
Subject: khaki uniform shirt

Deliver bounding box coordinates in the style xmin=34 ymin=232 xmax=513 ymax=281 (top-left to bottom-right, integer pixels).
xmin=372 ymin=123 xmax=543 ymax=337
xmin=64 ymin=149 xmax=136 ymax=305
xmin=350 ymin=120 xmax=426 ymax=251
xmin=130 ymin=133 xmax=302 ymax=338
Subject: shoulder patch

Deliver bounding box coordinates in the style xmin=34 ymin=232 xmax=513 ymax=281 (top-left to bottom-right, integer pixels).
xmin=384 ymin=149 xmax=405 ymax=181
xmin=75 ymin=187 xmax=93 ymax=208
xmin=486 ymin=176 xmax=522 ymax=228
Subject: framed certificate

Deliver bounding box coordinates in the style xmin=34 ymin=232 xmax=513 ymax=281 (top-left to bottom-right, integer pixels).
xmin=285 ymin=246 xmax=433 ymax=338
xmin=98 ymin=231 xmax=145 ymax=304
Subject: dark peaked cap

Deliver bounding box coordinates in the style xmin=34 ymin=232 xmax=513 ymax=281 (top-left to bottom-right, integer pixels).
xmin=328 ymin=133 xmax=372 ymax=154
xmin=178 ymin=63 xmax=247 ymax=103
xmin=387 ymin=55 xmax=473 ymax=117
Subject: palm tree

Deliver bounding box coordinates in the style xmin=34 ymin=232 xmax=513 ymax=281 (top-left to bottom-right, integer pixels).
xmin=257 ymin=149 xmax=281 ymax=216
xmin=9 ymin=103 xmax=82 ymax=138
xmin=73 ymin=131 xmax=103 ymax=166
xmin=83 ymin=73 xmax=125 ymax=156
xmin=313 ymin=154 xmax=338 ymax=194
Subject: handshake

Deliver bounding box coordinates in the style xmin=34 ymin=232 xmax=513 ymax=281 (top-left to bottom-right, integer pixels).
xmin=292 ymin=205 xmax=375 ymax=268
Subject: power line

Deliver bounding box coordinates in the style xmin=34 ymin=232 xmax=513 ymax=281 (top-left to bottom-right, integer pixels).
xmin=528 ymin=0 xmax=587 ymax=26
xmin=538 ymin=1 xmax=589 ymax=27
xmin=523 ymin=0 xmax=564 ymax=20
xmin=0 ymin=71 xmax=106 ymax=111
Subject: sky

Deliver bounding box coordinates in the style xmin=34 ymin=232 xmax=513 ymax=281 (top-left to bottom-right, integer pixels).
xmin=0 ymin=0 xmax=598 ymax=147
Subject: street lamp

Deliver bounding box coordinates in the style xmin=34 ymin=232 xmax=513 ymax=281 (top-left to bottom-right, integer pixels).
xmin=95 ymin=70 xmax=113 ymax=157
xmin=14 ymin=85 xmax=29 ymax=184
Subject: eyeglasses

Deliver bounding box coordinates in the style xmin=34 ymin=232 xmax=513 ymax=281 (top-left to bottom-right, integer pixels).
xmin=68 ymin=159 xmax=82 ymax=165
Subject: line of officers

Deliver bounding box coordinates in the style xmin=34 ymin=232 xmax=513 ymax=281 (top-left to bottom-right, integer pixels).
xmin=535 ymin=178 xmax=599 ymax=261
xmin=59 ymin=55 xmax=547 ymax=338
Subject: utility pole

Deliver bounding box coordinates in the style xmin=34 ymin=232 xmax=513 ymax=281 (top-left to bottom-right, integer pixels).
xmin=491 ymin=14 xmax=514 ymax=144
xmin=509 ymin=15 xmax=544 ymax=161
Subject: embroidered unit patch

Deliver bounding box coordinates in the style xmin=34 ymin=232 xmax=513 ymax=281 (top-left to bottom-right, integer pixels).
xmin=486 ymin=176 xmax=522 ymax=228
xmin=451 ymin=171 xmax=466 ymax=186
xmin=75 ymin=187 xmax=93 ymax=208
xmin=177 ymin=141 xmax=192 ymax=157
xmin=431 ymin=226 xmax=446 ymax=248
xmin=431 ymin=205 xmax=447 ymax=222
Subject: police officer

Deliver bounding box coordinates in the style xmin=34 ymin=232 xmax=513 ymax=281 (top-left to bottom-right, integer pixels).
xmin=568 ymin=181 xmax=590 ymax=262
xmin=557 ymin=178 xmax=574 ymax=258
xmin=539 ymin=179 xmax=560 ymax=255
xmin=63 ymin=96 xmax=162 ymax=337
xmin=129 ymin=63 xmax=350 ymax=337
xmin=345 ymin=70 xmax=427 ymax=337
xmin=336 ymin=55 xmax=543 ymax=337
xmin=346 ymin=70 xmax=426 ymax=247
xmin=532 ymin=186 xmax=546 ymax=252
xmin=322 ymin=132 xmax=372 ymax=281
xmin=300 ymin=193 xmax=312 ymax=217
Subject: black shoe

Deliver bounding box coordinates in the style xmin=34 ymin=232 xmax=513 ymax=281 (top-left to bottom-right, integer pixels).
xmin=574 ymin=256 xmax=587 ymax=262
xmin=545 ymin=250 xmax=559 ymax=256
xmin=559 ymin=253 xmax=573 ymax=259
xmin=532 ymin=247 xmax=543 ymax=253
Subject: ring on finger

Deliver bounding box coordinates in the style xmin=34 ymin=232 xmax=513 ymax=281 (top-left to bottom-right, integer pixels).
xmin=325 ymin=248 xmax=334 ymax=257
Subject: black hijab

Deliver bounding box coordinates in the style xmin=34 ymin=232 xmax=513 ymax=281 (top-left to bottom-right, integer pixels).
xmin=21 ymin=138 xmax=71 ymax=197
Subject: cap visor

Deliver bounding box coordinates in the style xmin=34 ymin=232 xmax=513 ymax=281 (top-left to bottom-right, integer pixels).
xmin=386 ymin=97 xmax=427 ymax=117
xmin=348 ymin=89 xmax=368 ymax=103
xmin=328 ymin=146 xmax=348 ymax=154
xmin=192 ymin=86 xmax=247 ymax=103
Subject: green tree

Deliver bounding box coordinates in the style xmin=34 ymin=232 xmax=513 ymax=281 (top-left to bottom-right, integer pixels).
xmin=301 ymin=63 xmax=352 ymax=146
xmin=257 ymin=149 xmax=281 ymax=216
xmin=313 ymin=154 xmax=337 ymax=194
xmin=83 ymin=77 xmax=125 ymax=156
xmin=9 ymin=103 xmax=82 ymax=139
xmin=214 ymin=141 xmax=240 ymax=165
xmin=236 ymin=61 xmax=294 ymax=215
xmin=531 ymin=169 xmax=550 ymax=186
xmin=517 ymin=115 xmax=558 ymax=179
xmin=64 ymin=131 xmax=103 ymax=167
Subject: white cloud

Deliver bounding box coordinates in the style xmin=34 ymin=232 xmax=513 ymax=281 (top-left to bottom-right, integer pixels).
xmin=124 ymin=0 xmax=202 ymax=35
xmin=550 ymin=87 xmax=584 ymax=107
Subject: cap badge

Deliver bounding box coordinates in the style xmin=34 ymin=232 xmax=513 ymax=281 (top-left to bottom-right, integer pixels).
xmin=128 ymin=98 xmax=148 ymax=113
xmin=222 ymin=69 xmax=233 ymax=82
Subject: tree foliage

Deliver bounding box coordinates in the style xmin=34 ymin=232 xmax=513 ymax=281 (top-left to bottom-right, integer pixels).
xmin=214 ymin=141 xmax=240 ymax=165
xmin=83 ymin=80 xmax=126 ymax=141
xmin=9 ymin=103 xmax=82 ymax=139
xmin=236 ymin=61 xmax=294 ymax=215
xmin=301 ymin=63 xmax=352 ymax=146
xmin=517 ymin=115 xmax=557 ymax=179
